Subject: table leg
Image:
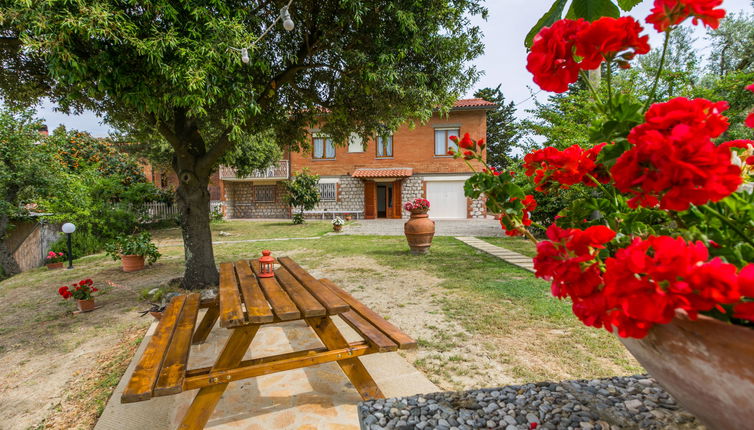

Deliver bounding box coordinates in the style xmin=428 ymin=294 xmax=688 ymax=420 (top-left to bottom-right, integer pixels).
xmin=178 ymin=325 xmax=259 ymax=430
xmin=192 ymin=306 xmax=220 ymax=345
xmin=307 ymin=317 xmax=384 ymax=400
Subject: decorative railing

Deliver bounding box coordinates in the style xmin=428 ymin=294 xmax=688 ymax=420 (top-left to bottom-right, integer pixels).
xmin=219 ymin=160 xmax=289 ymax=180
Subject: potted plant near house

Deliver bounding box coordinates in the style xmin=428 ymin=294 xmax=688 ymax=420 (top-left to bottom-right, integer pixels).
xmin=458 ymin=2 xmax=754 ymax=429
xmin=45 ymin=251 xmax=66 ymax=270
xmin=58 ymin=278 xmax=99 ymax=312
xmin=403 ymin=198 xmax=435 ymax=255
xmin=332 ymin=216 xmax=345 ymax=232
xmin=105 ymin=232 xmax=161 ymax=272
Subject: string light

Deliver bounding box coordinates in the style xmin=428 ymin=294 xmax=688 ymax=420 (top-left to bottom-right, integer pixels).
xmin=229 ymin=1 xmax=295 ymax=64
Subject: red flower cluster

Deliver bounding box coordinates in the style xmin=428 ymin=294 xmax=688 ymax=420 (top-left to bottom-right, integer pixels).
xmin=534 ymin=224 xmax=616 ymax=301
xmin=523 ymin=143 xmax=608 ymax=192
xmin=601 ymin=236 xmax=744 ymax=337
xmin=404 ymin=198 xmax=430 ymax=212
xmin=58 ymin=286 xmax=73 ymax=299
xmin=57 ymin=279 xmax=98 ymax=300
xmin=449 ymin=133 xmax=485 ymax=160
xmin=500 ymin=195 xmax=537 ymax=237
xmin=721 ymin=140 xmax=754 ymax=167
xmin=646 ymin=0 xmax=726 ymax=32
xmin=527 ymin=17 xmax=648 ymax=93
xmin=575 ymin=17 xmax=651 ymax=70
xmin=746 ymin=83 xmax=754 ymax=129
xmin=612 ymin=97 xmax=742 ymax=210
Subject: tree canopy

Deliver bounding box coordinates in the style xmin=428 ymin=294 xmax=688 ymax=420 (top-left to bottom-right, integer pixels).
xmin=1 ymin=0 xmax=486 ymax=287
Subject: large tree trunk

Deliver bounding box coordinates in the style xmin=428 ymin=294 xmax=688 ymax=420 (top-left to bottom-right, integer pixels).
xmin=0 ymin=214 xmax=21 ymax=277
xmin=175 ymin=164 xmax=219 ymax=290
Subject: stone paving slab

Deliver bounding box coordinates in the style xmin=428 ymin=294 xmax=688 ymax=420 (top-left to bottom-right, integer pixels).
xmin=455 ymin=237 xmax=535 ymax=273
xmin=97 ymin=312 xmax=436 ymax=430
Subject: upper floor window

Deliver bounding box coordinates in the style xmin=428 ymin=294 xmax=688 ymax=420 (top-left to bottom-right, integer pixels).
xmin=348 ymin=133 xmax=365 ymax=153
xmin=313 ymin=135 xmax=335 ymax=159
xmin=376 ymin=135 xmax=393 ymax=158
xmin=434 ymin=128 xmax=459 ymax=156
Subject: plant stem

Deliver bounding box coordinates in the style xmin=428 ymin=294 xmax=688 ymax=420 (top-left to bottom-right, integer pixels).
xmin=606 ymin=62 xmax=613 ymax=106
xmin=580 ymin=70 xmax=605 ymax=111
xmin=585 ymin=173 xmax=620 ymax=210
xmin=700 ymin=205 xmax=754 ymax=249
xmin=643 ymin=30 xmax=671 ymax=112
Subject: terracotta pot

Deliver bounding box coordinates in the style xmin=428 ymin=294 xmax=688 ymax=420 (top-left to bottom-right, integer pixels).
xmin=121 ymin=254 xmax=145 ymax=272
xmin=149 ymin=311 xmax=163 ymax=321
xmin=619 ymin=313 xmax=754 ymax=430
xmin=404 ymin=211 xmax=435 ymax=255
xmin=345 ymin=215 xmax=352 ymax=221
xmin=77 ymin=298 xmax=96 ymax=313
xmin=46 ymin=262 xmax=64 ymax=270
xmin=333 ymin=224 xmax=343 ymax=232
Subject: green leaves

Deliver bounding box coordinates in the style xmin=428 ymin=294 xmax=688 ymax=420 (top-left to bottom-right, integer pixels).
xmin=525 ymin=0 xmax=642 ymax=48
xmin=464 ymin=171 xmax=525 ymax=215
xmin=567 ymin=0 xmax=620 ymax=21
xmin=524 ymin=0 xmax=569 ymax=49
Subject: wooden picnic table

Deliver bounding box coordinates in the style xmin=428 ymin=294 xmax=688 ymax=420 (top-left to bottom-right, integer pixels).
xmin=120 ymin=255 xmax=416 ymax=430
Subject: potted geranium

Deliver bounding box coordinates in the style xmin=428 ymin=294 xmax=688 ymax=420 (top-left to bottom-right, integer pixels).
xmin=58 ymin=278 xmax=99 ymax=312
xmin=403 ymin=198 xmax=435 ymax=254
xmin=332 ymin=216 xmax=345 ymax=232
xmin=45 ymin=251 xmax=66 ymax=270
xmin=457 ymin=2 xmax=754 ymax=429
xmin=105 ymin=232 xmax=161 ymax=272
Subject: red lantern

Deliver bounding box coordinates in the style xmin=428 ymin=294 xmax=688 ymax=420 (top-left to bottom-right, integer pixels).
xmin=258 ymin=250 xmax=275 ymax=278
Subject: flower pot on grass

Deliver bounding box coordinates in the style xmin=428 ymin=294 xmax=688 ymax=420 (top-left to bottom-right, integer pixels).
xmin=619 ymin=312 xmax=754 ymax=430
xmin=105 ymin=232 xmax=161 ymax=272
xmin=46 ymin=262 xmax=64 ymax=270
xmin=77 ymin=298 xmax=96 ymax=312
xmin=403 ymin=199 xmax=434 ymax=255
xmin=45 ymin=251 xmax=66 ymax=269
xmin=332 ymin=217 xmax=345 ymax=233
xmin=121 ymin=254 xmax=146 ymax=272
xmin=333 ymin=224 xmax=343 ymax=232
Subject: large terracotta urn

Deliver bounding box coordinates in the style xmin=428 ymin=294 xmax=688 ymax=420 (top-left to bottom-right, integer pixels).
xmin=121 ymin=254 xmax=146 ymax=272
xmin=404 ymin=209 xmax=435 ymax=255
xmin=619 ymin=312 xmax=754 ymax=430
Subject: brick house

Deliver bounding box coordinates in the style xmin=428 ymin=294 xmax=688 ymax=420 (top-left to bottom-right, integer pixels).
xmin=222 ymin=98 xmax=495 ymax=219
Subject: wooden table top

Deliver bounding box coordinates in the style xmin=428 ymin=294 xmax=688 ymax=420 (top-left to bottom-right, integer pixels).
xmin=218 ymin=256 xmax=351 ymax=328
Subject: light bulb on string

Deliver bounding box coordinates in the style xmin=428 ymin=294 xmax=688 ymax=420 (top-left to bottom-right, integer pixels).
xmin=241 ymin=48 xmax=249 ymax=64
xmin=281 ymin=6 xmax=294 ymax=31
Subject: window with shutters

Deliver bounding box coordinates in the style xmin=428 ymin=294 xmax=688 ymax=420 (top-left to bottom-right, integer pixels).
xmin=254 ymin=185 xmax=276 ymax=202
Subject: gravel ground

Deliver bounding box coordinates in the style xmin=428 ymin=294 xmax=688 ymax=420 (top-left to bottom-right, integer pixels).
xmin=342 ymin=218 xmax=504 ymax=237
xmin=359 ymin=375 xmax=704 ymax=430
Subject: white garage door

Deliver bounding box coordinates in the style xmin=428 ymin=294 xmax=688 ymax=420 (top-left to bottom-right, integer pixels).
xmin=426 ymin=181 xmax=467 ymax=219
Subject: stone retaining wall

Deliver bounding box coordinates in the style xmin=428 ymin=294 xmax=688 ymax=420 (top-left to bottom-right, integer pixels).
xmin=225 ymin=182 xmax=289 ymax=219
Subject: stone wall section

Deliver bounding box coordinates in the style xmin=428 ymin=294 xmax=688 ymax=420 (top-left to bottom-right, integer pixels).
xmin=225 ymin=182 xmax=289 ymax=219
xmin=307 ymin=176 xmax=364 ymax=217
xmin=470 ymin=195 xmax=487 ymax=219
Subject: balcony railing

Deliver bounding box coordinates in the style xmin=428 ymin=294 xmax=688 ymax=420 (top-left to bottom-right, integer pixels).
xmin=219 ymin=160 xmax=289 ymax=180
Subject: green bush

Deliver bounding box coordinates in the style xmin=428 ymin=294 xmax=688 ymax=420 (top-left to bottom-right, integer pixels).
xmin=50 ymin=228 xmax=104 ymax=259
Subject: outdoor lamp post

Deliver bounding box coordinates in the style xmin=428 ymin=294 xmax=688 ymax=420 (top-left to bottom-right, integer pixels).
xmin=61 ymin=223 xmax=76 ymax=269
xmin=258 ymin=250 xmax=275 ymax=278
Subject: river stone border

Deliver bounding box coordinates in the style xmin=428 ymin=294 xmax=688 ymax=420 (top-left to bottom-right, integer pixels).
xmin=358 ymin=375 xmax=703 ymax=430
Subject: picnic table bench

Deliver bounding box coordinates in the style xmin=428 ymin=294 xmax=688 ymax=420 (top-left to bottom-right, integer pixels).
xmin=120 ymin=255 xmax=416 ymax=430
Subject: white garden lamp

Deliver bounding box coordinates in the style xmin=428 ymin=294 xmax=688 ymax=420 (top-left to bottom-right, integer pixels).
xmin=61 ymin=223 xmax=76 ymax=269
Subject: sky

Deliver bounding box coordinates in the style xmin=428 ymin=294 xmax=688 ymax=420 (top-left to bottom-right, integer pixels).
xmin=34 ymin=0 xmax=754 ymax=136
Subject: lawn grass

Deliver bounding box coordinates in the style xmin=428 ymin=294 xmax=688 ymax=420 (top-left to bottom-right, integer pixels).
xmin=149 ymin=219 xmax=333 ymax=244
xmin=477 ymin=236 xmax=538 ymax=257
xmin=1 ymin=223 xmax=639 ymax=427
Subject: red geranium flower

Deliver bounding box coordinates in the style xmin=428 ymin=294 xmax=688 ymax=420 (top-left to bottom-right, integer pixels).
xmin=526 ymin=19 xmax=590 ymax=93
xmin=501 ymin=195 xmax=537 ymax=236
xmin=746 ymin=83 xmax=754 ymax=128
xmin=613 ymin=98 xmax=741 ymax=211
xmin=575 ymin=16 xmax=650 ymax=70
xmin=534 ymin=224 xmax=615 ymax=301
xmin=523 ymin=144 xmax=608 ymax=192
xmin=646 ymin=0 xmax=726 ymax=32
xmin=457 ymin=133 xmax=474 ymax=149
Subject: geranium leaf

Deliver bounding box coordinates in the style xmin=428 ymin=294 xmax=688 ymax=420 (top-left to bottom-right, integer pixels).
xmin=616 ymin=0 xmax=642 ymax=11
xmin=568 ymin=0 xmax=620 ymax=21
xmin=525 ymin=0 xmax=570 ymax=49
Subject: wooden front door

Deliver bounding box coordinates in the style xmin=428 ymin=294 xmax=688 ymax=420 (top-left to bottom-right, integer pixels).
xmin=364 ymin=181 xmax=376 ymax=219
xmin=390 ymin=180 xmax=402 ymax=218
